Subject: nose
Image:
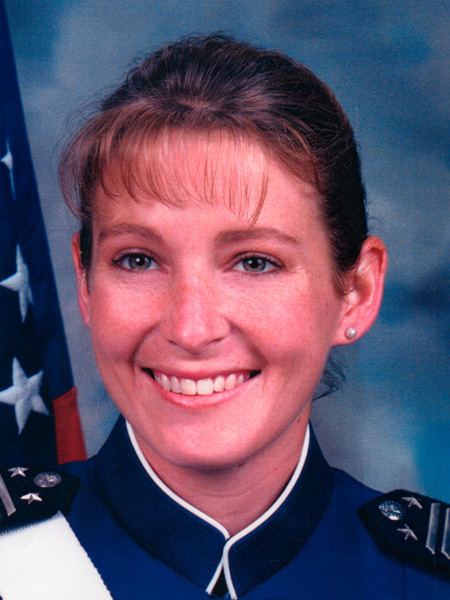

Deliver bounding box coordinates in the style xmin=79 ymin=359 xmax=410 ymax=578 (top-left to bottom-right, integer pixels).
xmin=160 ymin=274 xmax=230 ymax=354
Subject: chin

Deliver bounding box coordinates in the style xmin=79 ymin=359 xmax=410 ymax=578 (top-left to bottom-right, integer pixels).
xmin=141 ymin=426 xmax=267 ymax=472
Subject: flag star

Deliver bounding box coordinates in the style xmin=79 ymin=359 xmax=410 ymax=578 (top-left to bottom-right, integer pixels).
xmin=1 ymin=140 xmax=15 ymax=198
xmin=8 ymin=467 xmax=29 ymax=477
xmin=20 ymin=492 xmax=42 ymax=504
xmin=397 ymin=523 xmax=419 ymax=542
xmin=1 ymin=142 xmax=13 ymax=170
xmin=402 ymin=496 xmax=423 ymax=509
xmin=0 ymin=245 xmax=33 ymax=321
xmin=0 ymin=357 xmax=48 ymax=434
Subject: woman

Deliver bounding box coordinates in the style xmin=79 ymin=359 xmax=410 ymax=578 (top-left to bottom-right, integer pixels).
xmin=1 ymin=34 xmax=448 ymax=599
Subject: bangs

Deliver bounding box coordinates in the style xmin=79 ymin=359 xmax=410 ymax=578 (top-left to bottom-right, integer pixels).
xmin=61 ymin=102 xmax=271 ymax=224
xmin=102 ymin=127 xmax=270 ymax=222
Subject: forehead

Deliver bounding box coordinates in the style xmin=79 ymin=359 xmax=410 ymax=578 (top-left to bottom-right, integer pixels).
xmin=94 ymin=130 xmax=320 ymax=224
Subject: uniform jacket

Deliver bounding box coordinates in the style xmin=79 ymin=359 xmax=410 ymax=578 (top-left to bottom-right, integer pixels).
xmin=58 ymin=417 xmax=450 ymax=599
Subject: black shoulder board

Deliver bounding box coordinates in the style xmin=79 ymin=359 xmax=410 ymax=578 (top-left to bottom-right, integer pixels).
xmin=0 ymin=465 xmax=79 ymax=532
xmin=359 ymin=489 xmax=450 ymax=577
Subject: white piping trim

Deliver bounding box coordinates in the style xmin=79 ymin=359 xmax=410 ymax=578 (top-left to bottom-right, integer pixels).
xmin=425 ymin=502 xmax=440 ymax=554
xmin=441 ymin=508 xmax=450 ymax=559
xmin=127 ymin=421 xmax=230 ymax=538
xmin=223 ymin=426 xmax=310 ymax=599
xmin=205 ymin=557 xmax=225 ymax=594
xmin=127 ymin=421 xmax=309 ymax=599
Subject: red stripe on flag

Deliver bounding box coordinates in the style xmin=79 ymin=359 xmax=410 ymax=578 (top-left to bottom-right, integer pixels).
xmin=53 ymin=387 xmax=87 ymax=463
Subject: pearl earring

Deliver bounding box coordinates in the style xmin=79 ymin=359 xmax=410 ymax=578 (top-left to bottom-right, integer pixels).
xmin=345 ymin=327 xmax=357 ymax=340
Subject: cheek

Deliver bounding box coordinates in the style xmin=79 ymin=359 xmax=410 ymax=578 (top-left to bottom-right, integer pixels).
xmin=88 ymin=283 xmax=157 ymax=360
xmin=234 ymin=280 xmax=339 ymax=361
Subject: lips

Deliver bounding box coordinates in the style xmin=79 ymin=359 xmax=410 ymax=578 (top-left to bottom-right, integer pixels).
xmin=144 ymin=369 xmax=258 ymax=396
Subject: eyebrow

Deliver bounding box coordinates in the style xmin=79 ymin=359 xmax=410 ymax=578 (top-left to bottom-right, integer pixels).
xmin=97 ymin=223 xmax=302 ymax=249
xmin=97 ymin=224 xmax=164 ymax=245
xmin=216 ymin=227 xmax=302 ymax=248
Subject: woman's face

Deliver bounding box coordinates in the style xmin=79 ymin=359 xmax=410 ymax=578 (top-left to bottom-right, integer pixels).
xmin=75 ymin=135 xmax=350 ymax=471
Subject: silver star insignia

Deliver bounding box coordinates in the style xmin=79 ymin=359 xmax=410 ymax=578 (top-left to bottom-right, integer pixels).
xmin=20 ymin=492 xmax=43 ymax=504
xmin=397 ymin=523 xmax=418 ymax=542
xmin=8 ymin=466 xmax=28 ymax=477
xmin=402 ymin=496 xmax=422 ymax=509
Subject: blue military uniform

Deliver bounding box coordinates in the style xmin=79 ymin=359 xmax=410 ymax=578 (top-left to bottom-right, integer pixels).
xmin=58 ymin=418 xmax=449 ymax=599
xmin=1 ymin=417 xmax=449 ymax=598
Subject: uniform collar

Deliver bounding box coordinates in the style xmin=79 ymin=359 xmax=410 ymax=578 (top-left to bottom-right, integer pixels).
xmin=94 ymin=418 xmax=334 ymax=598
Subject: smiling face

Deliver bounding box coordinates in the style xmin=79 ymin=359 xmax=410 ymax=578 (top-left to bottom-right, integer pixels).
xmin=74 ymin=133 xmax=355 ymax=472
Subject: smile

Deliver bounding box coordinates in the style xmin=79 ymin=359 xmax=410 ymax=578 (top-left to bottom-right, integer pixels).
xmin=147 ymin=370 xmax=257 ymax=396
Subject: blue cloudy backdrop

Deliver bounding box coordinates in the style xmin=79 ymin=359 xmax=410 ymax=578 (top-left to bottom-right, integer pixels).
xmin=5 ymin=0 xmax=449 ymax=497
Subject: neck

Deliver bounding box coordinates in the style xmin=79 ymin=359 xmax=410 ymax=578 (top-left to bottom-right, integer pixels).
xmin=132 ymin=418 xmax=309 ymax=536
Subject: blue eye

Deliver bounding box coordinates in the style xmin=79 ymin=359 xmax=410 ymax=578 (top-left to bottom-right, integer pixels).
xmin=114 ymin=253 xmax=157 ymax=271
xmin=235 ymin=255 xmax=279 ymax=273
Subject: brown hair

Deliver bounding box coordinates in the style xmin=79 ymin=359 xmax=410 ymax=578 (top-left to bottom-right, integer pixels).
xmin=60 ymin=34 xmax=367 ymax=282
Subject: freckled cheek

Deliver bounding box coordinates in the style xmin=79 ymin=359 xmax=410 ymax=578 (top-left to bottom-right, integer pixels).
xmin=88 ymin=285 xmax=162 ymax=359
xmin=235 ymin=287 xmax=321 ymax=347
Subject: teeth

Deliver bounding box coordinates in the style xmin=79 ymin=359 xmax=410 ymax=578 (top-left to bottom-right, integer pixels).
xmin=170 ymin=376 xmax=181 ymax=393
xmin=152 ymin=371 xmax=251 ymax=396
xmin=196 ymin=379 xmax=214 ymax=395
xmin=213 ymin=376 xmax=225 ymax=392
xmin=224 ymin=373 xmax=236 ymax=390
xmin=180 ymin=379 xmax=197 ymax=395
xmin=160 ymin=373 xmax=170 ymax=391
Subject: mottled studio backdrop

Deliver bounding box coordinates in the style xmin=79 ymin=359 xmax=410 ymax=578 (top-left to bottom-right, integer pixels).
xmin=5 ymin=1 xmax=449 ymax=497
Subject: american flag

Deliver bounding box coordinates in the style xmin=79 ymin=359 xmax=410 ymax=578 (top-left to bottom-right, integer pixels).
xmin=0 ymin=1 xmax=86 ymax=466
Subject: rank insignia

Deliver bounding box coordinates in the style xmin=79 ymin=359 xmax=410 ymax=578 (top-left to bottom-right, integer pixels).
xmin=0 ymin=466 xmax=79 ymax=531
xmin=359 ymin=489 xmax=450 ymax=577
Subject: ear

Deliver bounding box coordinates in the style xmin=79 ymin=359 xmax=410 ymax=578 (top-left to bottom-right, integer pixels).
xmin=71 ymin=233 xmax=91 ymax=328
xmin=333 ymin=236 xmax=388 ymax=345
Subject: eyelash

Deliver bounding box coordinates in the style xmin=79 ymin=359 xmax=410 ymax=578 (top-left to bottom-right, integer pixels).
xmin=233 ymin=253 xmax=281 ymax=274
xmin=112 ymin=251 xmax=281 ymax=274
xmin=112 ymin=251 xmax=158 ymax=272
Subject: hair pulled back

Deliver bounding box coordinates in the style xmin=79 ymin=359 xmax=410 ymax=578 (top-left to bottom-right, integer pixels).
xmin=60 ymin=34 xmax=368 ymax=282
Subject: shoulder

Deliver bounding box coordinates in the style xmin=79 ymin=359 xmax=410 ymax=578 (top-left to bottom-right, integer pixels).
xmin=359 ymin=486 xmax=450 ymax=578
xmin=0 ymin=463 xmax=113 ymax=599
xmin=330 ymin=467 xmax=450 ymax=581
xmin=0 ymin=464 xmax=79 ymax=530
xmin=324 ymin=465 xmax=382 ymax=525
xmin=0 ymin=458 xmax=104 ymax=543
